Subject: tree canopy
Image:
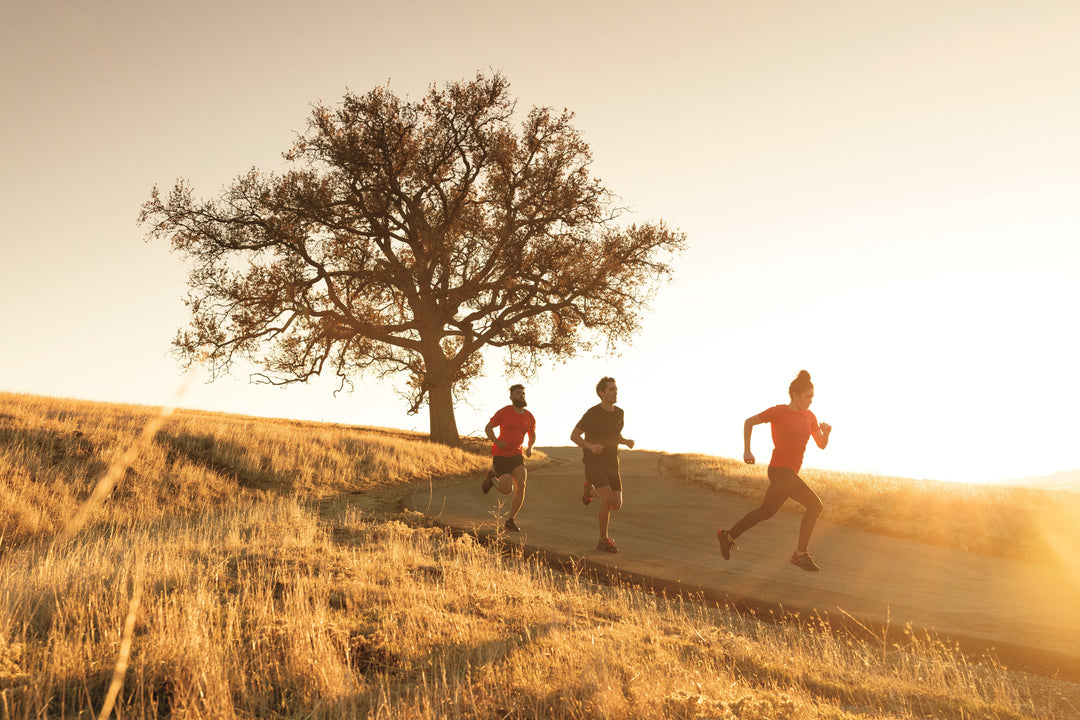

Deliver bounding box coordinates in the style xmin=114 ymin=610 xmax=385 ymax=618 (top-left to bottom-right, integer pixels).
xmin=141 ymin=72 xmax=686 ymax=445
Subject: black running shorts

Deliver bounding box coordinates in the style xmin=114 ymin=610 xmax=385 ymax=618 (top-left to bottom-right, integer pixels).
xmin=492 ymin=454 xmax=526 ymax=476
xmin=584 ymin=462 xmax=622 ymax=492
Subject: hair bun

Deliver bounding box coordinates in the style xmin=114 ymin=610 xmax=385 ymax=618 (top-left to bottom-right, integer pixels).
xmin=788 ymin=370 xmax=814 ymax=398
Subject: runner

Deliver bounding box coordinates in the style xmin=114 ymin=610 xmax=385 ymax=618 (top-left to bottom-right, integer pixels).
xmin=571 ymin=376 xmax=635 ymax=553
xmin=481 ymin=384 xmax=536 ymax=532
xmin=718 ymin=370 xmax=832 ymax=571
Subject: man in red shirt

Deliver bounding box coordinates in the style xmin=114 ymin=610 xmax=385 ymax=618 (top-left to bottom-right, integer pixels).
xmin=481 ymin=384 xmax=536 ymax=532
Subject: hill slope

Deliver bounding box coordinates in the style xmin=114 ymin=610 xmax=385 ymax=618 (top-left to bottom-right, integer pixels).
xmin=2 ymin=392 xmax=1077 ymax=719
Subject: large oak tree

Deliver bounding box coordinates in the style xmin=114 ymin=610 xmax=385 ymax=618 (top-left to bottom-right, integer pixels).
xmin=141 ymin=72 xmax=685 ymax=445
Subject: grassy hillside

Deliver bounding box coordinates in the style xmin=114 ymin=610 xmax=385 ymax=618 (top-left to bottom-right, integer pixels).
xmin=1 ymin=392 xmax=1078 ymax=719
xmin=0 ymin=393 xmax=491 ymax=546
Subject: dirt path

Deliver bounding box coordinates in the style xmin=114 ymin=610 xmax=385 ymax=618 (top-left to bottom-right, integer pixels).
xmin=410 ymin=447 xmax=1080 ymax=680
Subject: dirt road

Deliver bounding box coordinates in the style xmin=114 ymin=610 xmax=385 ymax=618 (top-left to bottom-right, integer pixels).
xmin=410 ymin=447 xmax=1080 ymax=680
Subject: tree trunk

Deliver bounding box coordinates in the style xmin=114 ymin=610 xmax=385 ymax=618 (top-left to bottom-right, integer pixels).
xmin=426 ymin=378 xmax=461 ymax=447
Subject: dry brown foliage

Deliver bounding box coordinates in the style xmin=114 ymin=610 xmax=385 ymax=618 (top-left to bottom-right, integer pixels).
xmin=1 ymin=393 xmax=1077 ymax=719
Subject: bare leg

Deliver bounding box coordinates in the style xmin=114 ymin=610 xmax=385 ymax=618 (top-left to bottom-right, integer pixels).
xmin=594 ymin=486 xmax=623 ymax=539
xmin=507 ymin=464 xmax=527 ymax=519
xmin=495 ymin=474 xmax=513 ymax=495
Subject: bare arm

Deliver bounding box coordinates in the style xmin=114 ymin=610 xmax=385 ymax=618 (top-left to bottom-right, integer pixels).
xmin=743 ymin=414 xmax=765 ymax=464
xmin=813 ymin=422 xmax=832 ymax=450
xmin=571 ymin=425 xmax=602 ymax=454
xmin=525 ymin=428 xmax=536 ymax=457
xmin=485 ymin=420 xmax=508 ymax=450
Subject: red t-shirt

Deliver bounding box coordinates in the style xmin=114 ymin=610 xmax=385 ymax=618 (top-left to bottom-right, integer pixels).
xmin=759 ymin=404 xmax=819 ymax=472
xmin=488 ymin=405 xmax=536 ymax=457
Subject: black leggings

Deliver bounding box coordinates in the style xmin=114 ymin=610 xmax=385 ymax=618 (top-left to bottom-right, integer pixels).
xmin=730 ymin=466 xmax=823 ymax=552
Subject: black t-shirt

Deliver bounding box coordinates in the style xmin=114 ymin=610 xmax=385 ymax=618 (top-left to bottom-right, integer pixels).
xmin=576 ymin=403 xmax=624 ymax=465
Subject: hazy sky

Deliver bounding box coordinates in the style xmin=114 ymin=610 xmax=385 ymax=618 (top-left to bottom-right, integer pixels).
xmin=2 ymin=1 xmax=1078 ymax=483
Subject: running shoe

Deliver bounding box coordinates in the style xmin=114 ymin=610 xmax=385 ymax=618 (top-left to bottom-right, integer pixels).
xmin=504 ymin=518 xmax=520 ymax=532
xmin=790 ymin=551 xmax=820 ymax=572
xmin=596 ymin=537 xmax=618 ymax=553
xmin=717 ymin=529 xmax=738 ymax=560
xmin=581 ymin=481 xmax=593 ymax=505
xmin=481 ymin=469 xmax=496 ymax=494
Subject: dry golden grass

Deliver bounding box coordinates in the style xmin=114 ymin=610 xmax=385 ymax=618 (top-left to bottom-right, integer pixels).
xmin=660 ymin=453 xmax=1080 ymax=568
xmin=1 ymin=392 xmax=1078 ymax=719
xmin=0 ymin=392 xmax=494 ymax=547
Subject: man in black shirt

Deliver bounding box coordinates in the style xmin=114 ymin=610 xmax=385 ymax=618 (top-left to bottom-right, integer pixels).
xmin=571 ymin=376 xmax=635 ymax=553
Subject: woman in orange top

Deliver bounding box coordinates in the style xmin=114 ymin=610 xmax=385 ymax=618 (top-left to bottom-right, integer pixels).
xmin=718 ymin=370 xmax=832 ymax=571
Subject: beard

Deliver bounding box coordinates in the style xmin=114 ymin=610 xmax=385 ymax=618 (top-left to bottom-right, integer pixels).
xmin=512 ymin=398 xmax=528 ymax=408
